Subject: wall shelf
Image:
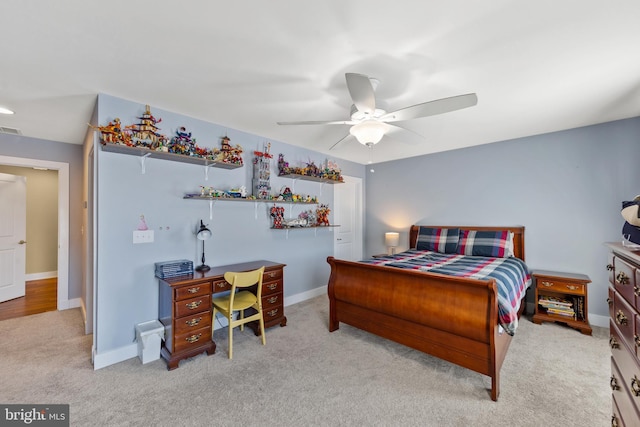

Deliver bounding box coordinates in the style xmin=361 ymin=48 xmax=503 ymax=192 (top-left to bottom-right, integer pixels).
xmin=100 ymin=143 xmax=242 ymax=169
xmin=278 ymin=173 xmax=343 ymax=184
xmin=183 ymin=195 xmax=317 ymax=204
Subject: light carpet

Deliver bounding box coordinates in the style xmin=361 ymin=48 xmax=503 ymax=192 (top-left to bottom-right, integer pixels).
xmin=0 ymin=296 xmax=610 ymax=426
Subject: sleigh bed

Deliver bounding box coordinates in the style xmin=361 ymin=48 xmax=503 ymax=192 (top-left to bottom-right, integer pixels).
xmin=327 ymin=225 xmax=531 ymax=401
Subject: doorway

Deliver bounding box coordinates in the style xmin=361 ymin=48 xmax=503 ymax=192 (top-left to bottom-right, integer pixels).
xmin=333 ymin=175 xmax=364 ymax=261
xmin=0 ymin=155 xmax=70 ymax=316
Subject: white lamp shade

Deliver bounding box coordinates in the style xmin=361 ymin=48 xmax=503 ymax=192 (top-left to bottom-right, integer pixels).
xmin=385 ymin=232 xmax=399 ymax=247
xmin=350 ymin=120 xmax=388 ymax=145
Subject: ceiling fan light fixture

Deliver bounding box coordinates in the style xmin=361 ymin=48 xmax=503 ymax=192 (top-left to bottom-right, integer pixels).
xmin=350 ymin=120 xmax=388 ymax=145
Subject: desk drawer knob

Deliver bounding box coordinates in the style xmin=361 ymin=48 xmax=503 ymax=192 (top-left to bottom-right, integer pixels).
xmin=267 ymin=296 xmax=278 ymax=304
xmin=610 ymin=336 xmax=620 ymax=349
xmin=616 ymin=271 xmax=630 ymax=285
xmin=185 ymin=333 xmax=202 ymax=344
xmin=266 ymin=283 xmax=278 ymax=291
xmin=186 ymin=317 xmax=202 ymax=327
xmin=187 ymin=287 xmax=200 ymax=294
xmin=268 ymin=272 xmax=277 ymax=278
xmin=267 ymin=308 xmax=279 ymax=317
xmin=610 ymin=375 xmax=620 ymax=391
xmin=215 ymin=281 xmax=227 ymax=289
xmin=186 ymin=300 xmax=202 ymax=310
xmin=615 ymin=310 xmax=628 ymax=326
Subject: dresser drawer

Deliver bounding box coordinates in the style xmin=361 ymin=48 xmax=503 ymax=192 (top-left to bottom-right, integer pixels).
xmin=609 ymin=286 xmax=616 ymax=320
xmin=612 ymin=349 xmax=640 ymax=420
xmin=175 ymin=281 xmax=211 ymax=301
xmin=613 ymin=294 xmax=636 ymax=353
xmin=175 ymin=311 xmax=212 ymax=335
xmin=174 ymin=326 xmax=212 ymax=354
xmin=263 ymin=268 xmax=283 ymax=282
xmin=175 ymin=294 xmax=211 ymax=318
xmin=263 ymin=279 xmax=283 ymax=296
xmin=613 ymin=256 xmax=637 ymax=308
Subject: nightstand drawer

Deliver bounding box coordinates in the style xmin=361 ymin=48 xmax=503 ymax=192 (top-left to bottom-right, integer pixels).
xmin=537 ymin=279 xmax=585 ymax=295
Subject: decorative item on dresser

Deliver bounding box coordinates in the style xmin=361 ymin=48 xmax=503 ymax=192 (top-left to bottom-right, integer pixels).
xmin=606 ymin=243 xmax=640 ymax=427
xmin=158 ymin=260 xmax=286 ymax=370
xmin=531 ymin=270 xmax=592 ymax=335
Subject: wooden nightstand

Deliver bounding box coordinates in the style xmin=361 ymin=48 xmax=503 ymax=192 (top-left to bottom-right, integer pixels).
xmin=531 ymin=270 xmax=592 ymax=335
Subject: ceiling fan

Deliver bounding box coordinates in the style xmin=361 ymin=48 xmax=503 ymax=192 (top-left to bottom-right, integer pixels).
xmin=277 ymin=73 xmax=478 ymax=150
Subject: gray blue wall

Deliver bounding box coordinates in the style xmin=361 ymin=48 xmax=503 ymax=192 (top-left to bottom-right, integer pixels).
xmin=365 ymin=117 xmax=640 ymax=321
xmin=94 ymin=94 xmax=365 ymax=356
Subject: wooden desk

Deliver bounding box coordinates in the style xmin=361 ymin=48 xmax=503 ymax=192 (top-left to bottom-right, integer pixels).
xmin=158 ymin=259 xmax=286 ymax=369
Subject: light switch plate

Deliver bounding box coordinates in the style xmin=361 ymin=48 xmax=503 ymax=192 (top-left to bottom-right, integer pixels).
xmin=133 ymin=230 xmax=154 ymax=244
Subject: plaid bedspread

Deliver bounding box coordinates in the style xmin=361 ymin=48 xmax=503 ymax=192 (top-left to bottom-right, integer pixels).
xmin=362 ymin=250 xmax=531 ymax=335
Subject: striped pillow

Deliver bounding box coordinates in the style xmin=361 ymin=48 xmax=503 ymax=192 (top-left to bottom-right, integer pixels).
xmin=415 ymin=227 xmax=460 ymax=253
xmin=457 ymin=230 xmax=513 ymax=257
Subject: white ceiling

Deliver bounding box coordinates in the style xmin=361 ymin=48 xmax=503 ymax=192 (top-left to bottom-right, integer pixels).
xmin=1 ymin=1 xmax=640 ymax=165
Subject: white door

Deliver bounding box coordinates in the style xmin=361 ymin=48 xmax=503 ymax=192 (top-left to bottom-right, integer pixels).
xmin=333 ymin=175 xmax=363 ymax=261
xmin=0 ymin=172 xmax=27 ymax=303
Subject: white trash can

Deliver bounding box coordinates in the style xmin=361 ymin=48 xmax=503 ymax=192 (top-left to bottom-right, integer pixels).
xmin=135 ymin=320 xmax=164 ymax=364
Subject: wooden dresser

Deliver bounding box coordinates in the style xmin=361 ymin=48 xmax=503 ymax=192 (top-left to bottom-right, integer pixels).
xmin=158 ymin=259 xmax=286 ymax=370
xmin=606 ymin=243 xmax=640 ymax=426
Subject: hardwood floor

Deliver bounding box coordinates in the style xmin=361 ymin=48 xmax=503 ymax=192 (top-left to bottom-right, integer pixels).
xmin=0 ymin=278 xmax=57 ymax=321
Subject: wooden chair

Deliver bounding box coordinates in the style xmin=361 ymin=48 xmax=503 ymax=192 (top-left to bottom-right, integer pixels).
xmin=211 ymin=266 xmax=266 ymax=359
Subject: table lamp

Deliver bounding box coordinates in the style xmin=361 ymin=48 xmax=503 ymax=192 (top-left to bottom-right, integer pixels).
xmin=385 ymin=232 xmax=399 ymax=255
xmin=195 ymin=220 xmax=212 ymax=272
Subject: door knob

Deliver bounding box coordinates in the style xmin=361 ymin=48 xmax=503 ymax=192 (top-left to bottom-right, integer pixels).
xmin=18 ymin=240 xmax=27 ymax=245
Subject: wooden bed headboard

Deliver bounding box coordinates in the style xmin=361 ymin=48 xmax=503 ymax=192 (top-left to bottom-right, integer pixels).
xmin=409 ymin=225 xmax=526 ymax=261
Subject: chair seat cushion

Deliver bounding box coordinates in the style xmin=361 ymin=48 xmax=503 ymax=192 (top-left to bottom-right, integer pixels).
xmin=212 ymin=290 xmax=257 ymax=311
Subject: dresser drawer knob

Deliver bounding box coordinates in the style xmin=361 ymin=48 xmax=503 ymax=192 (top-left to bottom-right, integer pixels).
xmin=606 ymin=263 xmax=614 ymax=271
xmin=615 ymin=310 xmax=628 ymax=326
xmin=616 ymin=271 xmax=630 ymax=285
xmin=187 ymin=287 xmax=200 ymax=294
xmin=267 ymin=283 xmax=278 ymax=291
xmin=610 ymin=375 xmax=620 ymax=391
xmin=609 ymin=336 xmax=620 ymax=349
xmin=186 ymin=300 xmax=202 ymax=310
xmin=541 ymin=281 xmax=554 ymax=287
xmin=635 ymin=286 xmax=640 ymax=297
xmin=267 ymin=296 xmax=278 ymax=304
xmin=186 ymin=317 xmax=202 ymax=327
xmin=185 ymin=333 xmax=202 ymax=344
xmin=607 ymin=297 xmax=613 ymax=306
xmin=632 ymin=375 xmax=640 ymax=397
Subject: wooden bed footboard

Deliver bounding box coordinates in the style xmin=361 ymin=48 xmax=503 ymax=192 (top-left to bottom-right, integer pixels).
xmin=327 ymin=257 xmax=512 ymax=401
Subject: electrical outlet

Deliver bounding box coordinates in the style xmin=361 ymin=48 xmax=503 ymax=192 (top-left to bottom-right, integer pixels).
xmin=133 ymin=230 xmax=154 ymax=244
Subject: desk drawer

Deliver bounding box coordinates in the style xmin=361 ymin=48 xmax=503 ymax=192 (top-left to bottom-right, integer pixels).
xmin=263 ymin=279 xmax=283 ymax=296
xmin=175 ymin=295 xmax=211 ymax=318
xmin=212 ymin=278 xmax=231 ymax=293
xmin=174 ymin=326 xmax=212 ymax=354
xmin=175 ymin=311 xmax=212 ymax=335
xmin=175 ymin=281 xmax=211 ymax=301
xmin=263 ymin=268 xmax=283 ymax=282
xmin=262 ymin=292 xmax=283 ymax=311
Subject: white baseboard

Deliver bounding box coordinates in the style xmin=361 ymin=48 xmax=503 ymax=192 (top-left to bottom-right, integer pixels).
xmin=589 ymin=313 xmax=608 ymax=328
xmin=285 ymin=284 xmax=326 ymax=307
xmin=25 ymin=271 xmax=57 ymax=281
xmin=93 ymin=343 xmax=138 ymax=370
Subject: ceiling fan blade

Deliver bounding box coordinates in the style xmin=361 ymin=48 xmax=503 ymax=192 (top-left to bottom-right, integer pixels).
xmin=381 ymin=93 xmax=478 ymax=123
xmin=329 ymin=133 xmax=352 ymax=150
xmin=386 ymin=123 xmax=426 ymax=145
xmin=277 ymin=120 xmax=356 ymax=126
xmin=345 ymin=73 xmax=376 ymax=114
